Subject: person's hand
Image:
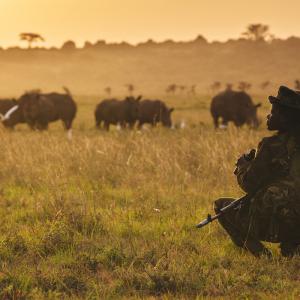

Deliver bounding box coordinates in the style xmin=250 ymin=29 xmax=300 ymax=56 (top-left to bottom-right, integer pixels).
xmin=237 ymin=149 xmax=256 ymax=165
xmin=234 ymin=149 xmax=256 ymax=175
xmin=234 ymin=155 xmax=246 ymax=175
xmin=235 ymin=155 xmax=248 ymax=167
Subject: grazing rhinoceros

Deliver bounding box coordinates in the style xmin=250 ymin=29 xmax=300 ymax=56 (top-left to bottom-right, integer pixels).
xmin=1 ymin=87 xmax=77 ymax=138
xmin=210 ymin=90 xmax=261 ymax=128
xmin=137 ymin=99 xmax=174 ymax=129
xmin=95 ymin=96 xmax=141 ymax=130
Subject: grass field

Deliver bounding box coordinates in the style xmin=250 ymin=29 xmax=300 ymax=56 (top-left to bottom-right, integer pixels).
xmin=0 ymin=94 xmax=299 ymax=299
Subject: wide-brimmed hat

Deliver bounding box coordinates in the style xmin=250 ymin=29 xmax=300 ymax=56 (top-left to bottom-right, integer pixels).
xmin=269 ymin=86 xmax=300 ymax=109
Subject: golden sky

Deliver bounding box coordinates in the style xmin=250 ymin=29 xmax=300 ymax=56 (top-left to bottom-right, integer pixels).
xmin=0 ymin=0 xmax=299 ymax=47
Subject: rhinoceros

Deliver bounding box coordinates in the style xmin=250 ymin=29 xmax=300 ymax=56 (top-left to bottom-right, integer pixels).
xmin=137 ymin=99 xmax=174 ymax=129
xmin=210 ymin=90 xmax=261 ymax=128
xmin=95 ymin=96 xmax=141 ymax=130
xmin=1 ymin=87 xmax=77 ymax=138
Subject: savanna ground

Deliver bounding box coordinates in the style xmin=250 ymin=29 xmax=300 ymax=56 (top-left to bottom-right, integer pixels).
xmin=0 ymin=93 xmax=299 ymax=299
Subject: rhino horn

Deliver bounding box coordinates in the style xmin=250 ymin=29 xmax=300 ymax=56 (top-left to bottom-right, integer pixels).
xmin=2 ymin=105 xmax=19 ymax=120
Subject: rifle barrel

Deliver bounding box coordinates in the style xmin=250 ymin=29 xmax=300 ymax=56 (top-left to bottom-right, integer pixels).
xmin=195 ymin=213 xmax=221 ymax=228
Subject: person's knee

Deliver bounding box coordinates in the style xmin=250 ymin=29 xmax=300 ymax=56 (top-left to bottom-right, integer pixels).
xmin=214 ymin=197 xmax=235 ymax=213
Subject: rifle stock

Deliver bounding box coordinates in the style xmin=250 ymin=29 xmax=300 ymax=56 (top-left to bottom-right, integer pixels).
xmin=195 ymin=195 xmax=249 ymax=229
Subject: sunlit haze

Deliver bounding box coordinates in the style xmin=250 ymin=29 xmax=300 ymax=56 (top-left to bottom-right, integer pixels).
xmin=0 ymin=0 xmax=300 ymax=47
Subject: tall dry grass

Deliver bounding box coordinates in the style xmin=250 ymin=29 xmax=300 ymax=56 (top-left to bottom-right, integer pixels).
xmin=0 ymin=95 xmax=298 ymax=298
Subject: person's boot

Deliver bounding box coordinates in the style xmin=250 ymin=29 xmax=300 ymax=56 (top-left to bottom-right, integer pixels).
xmin=243 ymin=237 xmax=272 ymax=258
xmin=218 ymin=215 xmax=272 ymax=257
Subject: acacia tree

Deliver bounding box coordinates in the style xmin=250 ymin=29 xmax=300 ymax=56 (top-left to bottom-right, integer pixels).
xmin=125 ymin=84 xmax=135 ymax=95
xmin=104 ymin=86 xmax=112 ymax=96
xmin=238 ymin=81 xmax=252 ymax=91
xmin=179 ymin=85 xmax=186 ymax=93
xmin=188 ymin=85 xmax=197 ymax=96
xmin=166 ymin=84 xmax=177 ymax=94
xmin=226 ymin=83 xmax=233 ymax=91
xmin=241 ymin=24 xmax=273 ymax=42
xmin=19 ymin=33 xmax=45 ymax=48
xmin=260 ymin=81 xmax=271 ymax=90
xmin=210 ymin=81 xmax=221 ymax=94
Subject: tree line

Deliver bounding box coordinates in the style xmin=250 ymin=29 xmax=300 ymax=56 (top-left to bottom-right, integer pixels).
xmin=16 ymin=24 xmax=284 ymax=49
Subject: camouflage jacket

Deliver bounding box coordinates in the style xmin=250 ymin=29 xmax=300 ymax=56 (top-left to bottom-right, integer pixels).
xmin=235 ymin=133 xmax=295 ymax=194
xmin=235 ymin=132 xmax=300 ymax=234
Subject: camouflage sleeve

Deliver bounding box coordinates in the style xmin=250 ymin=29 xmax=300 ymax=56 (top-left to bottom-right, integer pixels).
xmin=235 ymin=138 xmax=272 ymax=194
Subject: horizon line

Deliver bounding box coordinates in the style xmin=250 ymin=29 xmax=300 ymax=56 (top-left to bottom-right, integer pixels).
xmin=2 ymin=33 xmax=300 ymax=50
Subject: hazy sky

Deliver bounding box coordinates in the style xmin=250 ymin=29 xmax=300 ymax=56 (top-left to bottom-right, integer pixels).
xmin=1 ymin=0 xmax=300 ymax=47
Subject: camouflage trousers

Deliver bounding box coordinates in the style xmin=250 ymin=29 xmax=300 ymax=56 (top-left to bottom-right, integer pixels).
xmin=215 ymin=188 xmax=300 ymax=257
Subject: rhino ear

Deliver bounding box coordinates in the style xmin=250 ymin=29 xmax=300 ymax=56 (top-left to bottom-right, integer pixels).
xmin=136 ymin=95 xmax=142 ymax=101
xmin=169 ymin=107 xmax=174 ymax=113
xmin=255 ymin=103 xmax=262 ymax=108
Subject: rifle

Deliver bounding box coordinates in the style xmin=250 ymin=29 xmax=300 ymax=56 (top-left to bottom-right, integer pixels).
xmin=196 ymin=148 xmax=256 ymax=229
xmin=195 ymin=194 xmax=248 ymax=229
